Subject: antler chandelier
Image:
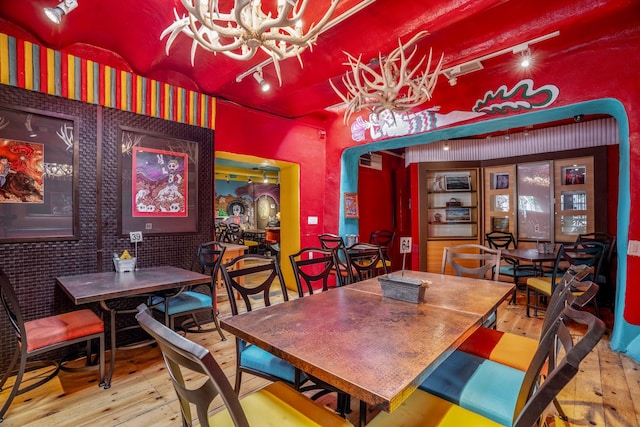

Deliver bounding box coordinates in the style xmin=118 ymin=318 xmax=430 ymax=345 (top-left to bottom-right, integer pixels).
xmin=330 ymin=31 xmax=444 ymax=123
xmin=162 ymin=0 xmax=340 ymax=85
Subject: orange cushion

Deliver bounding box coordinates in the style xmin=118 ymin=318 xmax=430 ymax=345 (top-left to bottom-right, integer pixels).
xmin=457 ymin=327 xmax=538 ymax=372
xmin=25 ymin=309 xmax=104 ymax=352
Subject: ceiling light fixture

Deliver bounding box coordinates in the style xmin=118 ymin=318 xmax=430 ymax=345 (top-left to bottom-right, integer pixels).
xmin=44 ymin=0 xmax=78 ymax=24
xmin=253 ymin=68 xmax=271 ymax=92
xmin=226 ymin=175 xmax=230 ymax=183
xmin=162 ymin=0 xmax=341 ymax=86
xmin=262 ymin=171 xmax=268 ymax=183
xmin=519 ymin=48 xmax=532 ymax=67
xmin=331 ymin=31 xmax=444 ymax=123
xmin=247 ymin=177 xmax=252 ymax=184
xmin=443 ymin=142 xmax=449 ymax=151
xmin=441 ymin=31 xmax=559 ymax=83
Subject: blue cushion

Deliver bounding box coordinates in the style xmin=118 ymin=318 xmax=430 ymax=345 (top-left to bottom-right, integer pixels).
xmin=419 ymin=350 xmax=525 ymax=426
xmin=499 ymin=265 xmax=536 ymax=277
xmin=240 ymin=342 xmax=298 ymax=383
xmin=151 ymin=291 xmax=211 ymax=316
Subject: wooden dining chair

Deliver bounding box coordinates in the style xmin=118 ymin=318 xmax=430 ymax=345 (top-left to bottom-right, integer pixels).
xmin=0 ymin=269 xmax=106 ymax=422
xmin=485 ymin=231 xmax=536 ymax=303
xmin=577 ymin=232 xmax=616 ymax=306
xmin=526 ymin=241 xmax=605 ymax=317
xmin=134 ymin=304 xmax=353 ymax=427
xmin=368 ymin=305 xmax=605 ymax=427
xmin=220 ymin=254 xmax=304 ymax=393
xmin=441 ymin=244 xmax=501 ymax=280
xmin=150 ymin=241 xmax=226 ymax=340
xmin=318 ymin=233 xmax=355 ymax=285
xmin=441 ymin=244 xmax=502 ymax=328
xmin=346 ymin=242 xmax=388 ymax=282
xmin=289 ymin=247 xmax=343 ymax=296
xmin=369 ymin=229 xmax=395 ymax=272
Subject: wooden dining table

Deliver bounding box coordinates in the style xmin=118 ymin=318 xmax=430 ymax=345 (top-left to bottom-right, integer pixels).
xmin=56 ymin=266 xmax=211 ymax=386
xmin=220 ymin=270 xmax=513 ymax=415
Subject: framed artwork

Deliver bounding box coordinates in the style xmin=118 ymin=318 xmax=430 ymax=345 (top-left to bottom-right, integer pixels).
xmin=562 ymin=166 xmax=586 ymax=185
xmin=344 ymin=192 xmax=359 ymax=218
xmin=444 ymin=175 xmax=471 ymax=191
xmin=119 ymin=127 xmax=198 ymax=235
xmin=491 ymin=216 xmax=510 ymax=232
xmin=494 ymin=173 xmax=509 ymax=189
xmin=445 ymin=207 xmax=472 ymax=222
xmin=0 ymin=104 xmax=79 ymax=242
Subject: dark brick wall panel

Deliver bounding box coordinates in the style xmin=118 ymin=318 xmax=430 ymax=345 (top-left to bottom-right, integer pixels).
xmin=0 ymin=85 xmax=214 ymax=367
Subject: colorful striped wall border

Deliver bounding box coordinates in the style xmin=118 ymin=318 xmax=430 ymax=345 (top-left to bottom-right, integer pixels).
xmin=0 ymin=33 xmax=215 ymax=129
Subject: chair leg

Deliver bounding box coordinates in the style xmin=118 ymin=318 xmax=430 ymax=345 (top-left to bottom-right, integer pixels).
xmin=0 ymin=349 xmax=27 ymax=421
xmin=0 ymin=346 xmax=20 ymax=390
xmin=553 ymin=397 xmax=568 ymax=421
xmin=210 ymin=309 xmax=226 ymax=341
xmin=359 ymin=400 xmax=367 ymax=427
xmin=234 ymin=369 xmax=243 ymax=394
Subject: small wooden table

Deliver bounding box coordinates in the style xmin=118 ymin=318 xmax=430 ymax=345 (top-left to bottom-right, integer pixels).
xmin=56 ymin=266 xmax=211 ymax=386
xmin=501 ymin=248 xmax=557 ymax=264
xmin=221 ymin=273 xmax=513 ymax=414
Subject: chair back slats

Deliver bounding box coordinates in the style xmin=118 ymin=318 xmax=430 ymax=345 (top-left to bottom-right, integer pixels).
xmin=513 ymin=306 xmax=605 ymax=427
xmin=549 ymin=242 xmax=606 ymax=290
xmin=289 ymin=248 xmax=339 ymax=297
xmin=136 ymin=305 xmax=250 ymax=427
xmin=441 ymin=244 xmax=501 ymax=280
xmin=369 ymin=229 xmax=396 ymax=262
xmin=485 ymin=231 xmax=517 ymax=250
xmin=346 ymin=243 xmax=387 ymax=282
xmin=221 ymin=254 xmax=289 ymax=316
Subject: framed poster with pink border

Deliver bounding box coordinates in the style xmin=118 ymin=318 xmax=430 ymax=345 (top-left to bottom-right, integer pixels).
xmin=118 ymin=126 xmax=198 ymax=235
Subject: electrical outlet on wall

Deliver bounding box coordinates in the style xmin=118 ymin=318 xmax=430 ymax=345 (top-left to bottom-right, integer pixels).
xmin=629 ymin=240 xmax=640 ymax=256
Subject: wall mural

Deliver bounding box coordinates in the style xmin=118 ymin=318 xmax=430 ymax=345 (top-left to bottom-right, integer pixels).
xmin=350 ymin=79 xmax=559 ymax=142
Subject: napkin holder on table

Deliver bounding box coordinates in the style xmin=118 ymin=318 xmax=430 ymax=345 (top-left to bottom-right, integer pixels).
xmin=113 ymin=256 xmax=136 ymax=273
xmin=378 ymin=273 xmax=431 ymax=303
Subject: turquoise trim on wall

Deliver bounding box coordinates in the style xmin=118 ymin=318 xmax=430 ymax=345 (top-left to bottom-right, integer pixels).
xmin=339 ymin=98 xmax=638 ymax=360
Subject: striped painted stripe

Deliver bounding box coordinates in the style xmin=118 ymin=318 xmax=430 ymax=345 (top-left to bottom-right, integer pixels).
xmin=0 ymin=32 xmax=215 ymax=129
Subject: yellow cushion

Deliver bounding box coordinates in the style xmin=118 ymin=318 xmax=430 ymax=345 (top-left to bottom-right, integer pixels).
xmin=244 ymin=240 xmax=259 ymax=247
xmin=208 ymin=382 xmax=352 ymax=427
xmin=375 ymin=260 xmax=391 ymax=269
xmin=367 ymin=389 xmax=502 ymax=427
xmin=526 ymin=276 xmax=553 ymax=294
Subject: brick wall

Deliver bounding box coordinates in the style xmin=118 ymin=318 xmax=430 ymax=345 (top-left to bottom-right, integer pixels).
xmin=0 ymin=85 xmax=215 ymax=367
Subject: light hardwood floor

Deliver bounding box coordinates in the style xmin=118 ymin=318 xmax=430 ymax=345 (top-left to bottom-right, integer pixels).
xmin=1 ymin=290 xmax=639 ymax=427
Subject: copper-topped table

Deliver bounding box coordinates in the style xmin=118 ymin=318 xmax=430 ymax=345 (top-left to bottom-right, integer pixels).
xmin=56 ymin=266 xmax=211 ymax=385
xmin=348 ymin=270 xmax=513 ymax=321
xmin=501 ymin=248 xmax=557 ymax=264
xmin=221 ymin=274 xmax=514 ymax=414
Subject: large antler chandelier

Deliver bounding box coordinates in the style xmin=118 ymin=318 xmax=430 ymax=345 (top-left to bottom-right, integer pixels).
xmin=162 ymin=0 xmax=340 ymax=85
xmin=330 ymin=31 xmax=444 ymax=123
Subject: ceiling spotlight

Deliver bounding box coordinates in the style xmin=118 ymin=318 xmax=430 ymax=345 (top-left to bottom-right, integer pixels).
xmin=263 ymin=171 xmax=268 ymax=183
xmin=520 ymin=48 xmax=532 ymax=68
xmin=443 ymin=142 xmax=449 ymax=151
xmin=44 ymin=0 xmax=78 ymax=24
xmin=253 ymin=69 xmax=271 ymax=92
xmin=504 ymin=134 xmax=510 ymax=140
xmin=226 ymin=175 xmax=230 ymax=183
xmin=574 ymin=114 xmax=584 ymax=123
xmin=247 ymin=177 xmax=252 ymax=184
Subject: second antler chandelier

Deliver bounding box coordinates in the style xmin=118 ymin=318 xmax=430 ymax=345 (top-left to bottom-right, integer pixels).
xmin=331 ymin=31 xmax=444 ymax=123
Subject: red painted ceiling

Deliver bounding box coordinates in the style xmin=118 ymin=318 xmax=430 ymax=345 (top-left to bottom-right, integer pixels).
xmin=0 ymin=0 xmax=634 ymax=119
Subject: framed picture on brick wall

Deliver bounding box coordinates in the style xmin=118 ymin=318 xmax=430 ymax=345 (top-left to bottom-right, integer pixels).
xmin=0 ymin=103 xmax=79 ymax=242
xmin=118 ymin=126 xmax=198 ymax=235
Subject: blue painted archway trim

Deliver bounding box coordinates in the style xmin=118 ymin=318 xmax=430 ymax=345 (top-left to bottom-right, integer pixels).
xmin=339 ymin=98 xmax=640 ymax=360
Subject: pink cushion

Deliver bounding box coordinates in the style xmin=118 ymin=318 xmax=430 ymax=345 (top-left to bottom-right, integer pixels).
xmin=25 ymin=309 xmax=104 ymax=352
